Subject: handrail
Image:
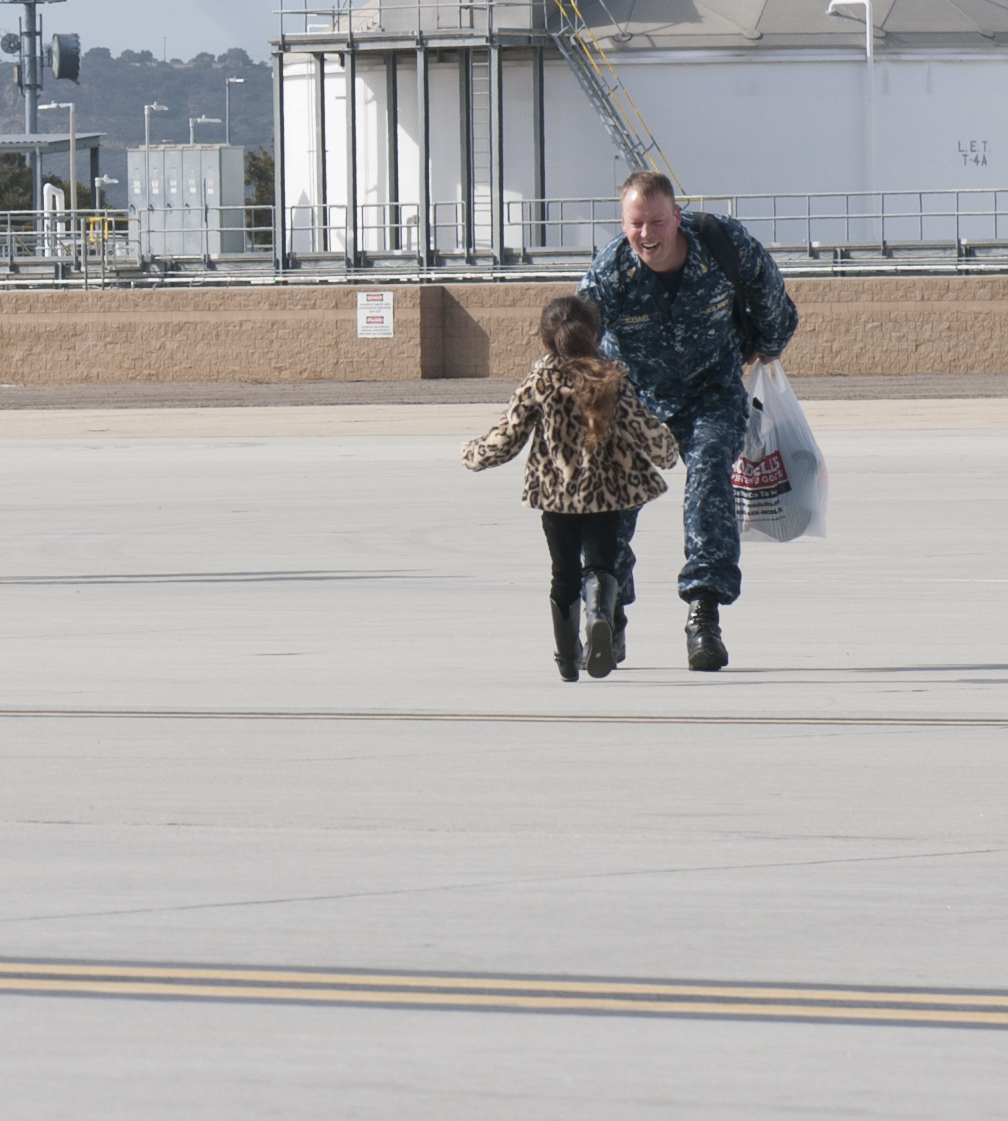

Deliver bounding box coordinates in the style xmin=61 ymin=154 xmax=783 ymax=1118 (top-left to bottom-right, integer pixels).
xmin=0 ymin=204 xmax=276 ymax=273
xmin=548 ymin=0 xmax=683 ymax=191
xmin=7 ymin=188 xmax=1008 ymax=283
xmin=283 ymin=187 xmax=1008 ymax=265
xmin=275 ymin=0 xmax=549 ymax=36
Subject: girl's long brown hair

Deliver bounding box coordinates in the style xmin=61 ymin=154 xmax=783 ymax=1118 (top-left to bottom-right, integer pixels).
xmin=539 ymin=296 xmax=624 ymax=449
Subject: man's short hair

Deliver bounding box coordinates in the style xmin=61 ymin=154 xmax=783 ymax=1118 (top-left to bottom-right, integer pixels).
xmin=620 ymin=170 xmax=676 ymax=205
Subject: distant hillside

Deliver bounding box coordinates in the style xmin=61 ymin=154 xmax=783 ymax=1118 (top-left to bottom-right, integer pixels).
xmin=0 ymin=47 xmax=273 ymax=208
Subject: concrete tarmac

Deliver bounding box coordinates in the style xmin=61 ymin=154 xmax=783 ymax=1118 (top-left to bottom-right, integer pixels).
xmin=0 ymin=399 xmax=1006 ymax=1119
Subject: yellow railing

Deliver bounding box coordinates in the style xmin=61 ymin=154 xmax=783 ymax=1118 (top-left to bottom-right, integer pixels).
xmin=87 ymin=216 xmax=117 ymax=243
xmin=551 ymin=0 xmax=685 ymax=193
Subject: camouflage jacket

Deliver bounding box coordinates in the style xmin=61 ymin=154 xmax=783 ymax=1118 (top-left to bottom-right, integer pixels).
xmin=576 ymin=212 xmax=798 ymax=420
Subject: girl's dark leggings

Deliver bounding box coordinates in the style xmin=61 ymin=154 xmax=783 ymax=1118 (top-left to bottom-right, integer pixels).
xmin=541 ymin=510 xmax=620 ymax=611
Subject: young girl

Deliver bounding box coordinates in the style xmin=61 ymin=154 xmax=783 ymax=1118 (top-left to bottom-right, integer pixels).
xmin=461 ymin=295 xmax=677 ymax=682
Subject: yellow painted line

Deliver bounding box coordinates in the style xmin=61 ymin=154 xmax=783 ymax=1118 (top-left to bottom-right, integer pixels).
xmin=0 ymin=709 xmax=1005 ymax=728
xmin=1 ymin=963 xmax=1007 ymax=1010
xmin=2 ymin=977 xmax=1008 ymax=1026
xmin=2 ymin=965 xmax=1008 ymax=1027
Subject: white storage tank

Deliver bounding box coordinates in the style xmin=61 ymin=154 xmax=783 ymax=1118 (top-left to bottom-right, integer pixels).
xmin=275 ymin=0 xmax=1008 ymax=256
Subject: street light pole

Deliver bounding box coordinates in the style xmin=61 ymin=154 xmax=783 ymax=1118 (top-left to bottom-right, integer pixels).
xmin=24 ymin=0 xmax=40 ymax=211
xmin=68 ymin=98 xmax=74 ymax=216
xmin=93 ymin=174 xmax=118 ymax=287
xmin=225 ymin=77 xmax=245 ymax=145
xmin=143 ymin=101 xmax=168 ymax=257
xmin=38 ymin=99 xmax=76 ymax=265
xmin=23 ymin=1 xmax=37 ymax=132
xmin=93 ymin=173 xmax=117 ymax=208
xmin=8 ymin=1 xmax=82 ymax=219
xmin=189 ymin=115 xmax=222 ymax=145
xmin=38 ymin=101 xmax=75 ymax=213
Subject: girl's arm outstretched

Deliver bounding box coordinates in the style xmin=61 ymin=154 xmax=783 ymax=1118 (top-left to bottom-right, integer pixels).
xmin=461 ymin=374 xmax=539 ymax=471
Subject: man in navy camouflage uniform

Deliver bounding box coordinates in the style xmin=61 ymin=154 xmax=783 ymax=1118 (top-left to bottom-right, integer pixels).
xmin=577 ymin=171 xmax=798 ymax=670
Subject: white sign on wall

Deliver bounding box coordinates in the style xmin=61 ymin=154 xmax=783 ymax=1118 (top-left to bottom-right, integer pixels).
xmin=357 ymin=291 xmax=394 ymax=338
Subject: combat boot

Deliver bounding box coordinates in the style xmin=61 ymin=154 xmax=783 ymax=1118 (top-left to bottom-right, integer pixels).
xmin=550 ymin=598 xmax=582 ymax=682
xmin=584 ymin=571 xmax=618 ymax=679
xmin=685 ymin=595 xmax=729 ymax=671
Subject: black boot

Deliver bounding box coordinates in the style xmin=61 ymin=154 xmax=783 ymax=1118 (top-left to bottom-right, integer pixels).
xmin=584 ymin=571 xmax=618 ymax=679
xmin=550 ymin=598 xmax=582 ymax=682
xmin=581 ymin=602 xmax=627 ymax=670
xmin=685 ymin=595 xmax=729 ymax=671
xmin=612 ymin=603 xmax=627 ymax=665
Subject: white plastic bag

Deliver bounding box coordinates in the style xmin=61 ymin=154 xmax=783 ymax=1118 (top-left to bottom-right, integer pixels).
xmin=732 ymin=360 xmax=828 ymax=542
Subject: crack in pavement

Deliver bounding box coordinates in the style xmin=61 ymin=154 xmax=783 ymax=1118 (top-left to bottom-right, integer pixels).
xmin=1 ymin=846 xmax=1004 ymax=925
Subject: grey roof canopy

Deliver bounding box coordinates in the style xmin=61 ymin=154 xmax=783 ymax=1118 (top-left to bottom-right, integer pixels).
xmin=0 ymin=132 xmax=103 ymax=156
xmin=582 ymin=0 xmax=1008 ymax=50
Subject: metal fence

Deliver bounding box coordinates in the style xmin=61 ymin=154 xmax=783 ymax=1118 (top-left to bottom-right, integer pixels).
xmin=691 ymin=189 xmax=1008 ymax=259
xmin=276 ymin=0 xmax=548 ymax=37
xmin=7 ymin=188 xmax=1008 ymax=286
xmin=284 ymin=188 xmax=1008 ymax=271
xmin=0 ymin=205 xmax=276 ymax=286
xmin=505 ymin=189 xmax=1008 ymax=263
xmin=135 ymin=204 xmax=276 ymax=261
xmin=287 ymin=200 xmax=479 ymax=258
xmin=3 ymin=209 xmax=138 ymax=283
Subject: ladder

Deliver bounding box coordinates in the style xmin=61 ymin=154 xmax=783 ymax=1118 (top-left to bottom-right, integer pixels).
xmin=547 ymin=0 xmax=685 ymax=193
xmin=470 ymin=49 xmax=494 ymax=249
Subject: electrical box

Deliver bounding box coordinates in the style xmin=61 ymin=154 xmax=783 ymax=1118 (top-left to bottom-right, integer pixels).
xmin=127 ymin=144 xmax=246 ymax=259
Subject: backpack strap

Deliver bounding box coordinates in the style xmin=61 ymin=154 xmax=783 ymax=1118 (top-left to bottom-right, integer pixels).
xmin=693 ymin=211 xmax=757 ymax=362
xmin=694 ymin=211 xmax=742 ymax=288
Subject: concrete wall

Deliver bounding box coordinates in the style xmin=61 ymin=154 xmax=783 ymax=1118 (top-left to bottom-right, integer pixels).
xmin=0 ymin=287 xmax=431 ymax=385
xmin=784 ymin=277 xmax=1008 ymax=376
xmin=1 ymin=278 xmax=1007 ymax=385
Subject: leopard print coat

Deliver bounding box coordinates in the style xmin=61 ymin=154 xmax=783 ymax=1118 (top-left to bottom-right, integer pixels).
xmin=461 ymin=355 xmax=678 ymax=513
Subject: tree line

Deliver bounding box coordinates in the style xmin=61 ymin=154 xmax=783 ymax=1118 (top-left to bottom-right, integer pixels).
xmin=0 ymin=45 xmax=274 ymax=210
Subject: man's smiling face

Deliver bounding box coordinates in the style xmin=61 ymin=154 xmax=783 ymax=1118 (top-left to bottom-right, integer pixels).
xmin=621 ymin=189 xmax=682 ymax=273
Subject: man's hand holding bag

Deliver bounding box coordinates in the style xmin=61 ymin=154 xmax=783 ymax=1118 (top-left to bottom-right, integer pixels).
xmin=732 ymin=360 xmax=829 ymax=543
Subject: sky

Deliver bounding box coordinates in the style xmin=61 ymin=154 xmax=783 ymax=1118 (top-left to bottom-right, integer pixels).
xmin=0 ymin=1 xmax=278 ymax=63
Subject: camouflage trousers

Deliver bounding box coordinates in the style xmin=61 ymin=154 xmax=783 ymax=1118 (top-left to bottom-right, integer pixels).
xmin=616 ymin=377 xmax=749 ymax=608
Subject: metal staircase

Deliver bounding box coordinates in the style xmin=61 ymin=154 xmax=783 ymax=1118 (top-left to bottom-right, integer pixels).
xmin=547 ymin=0 xmax=685 ymax=193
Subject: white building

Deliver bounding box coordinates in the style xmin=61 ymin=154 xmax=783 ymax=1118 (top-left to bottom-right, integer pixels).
xmin=272 ymin=1 xmax=1008 ymax=266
